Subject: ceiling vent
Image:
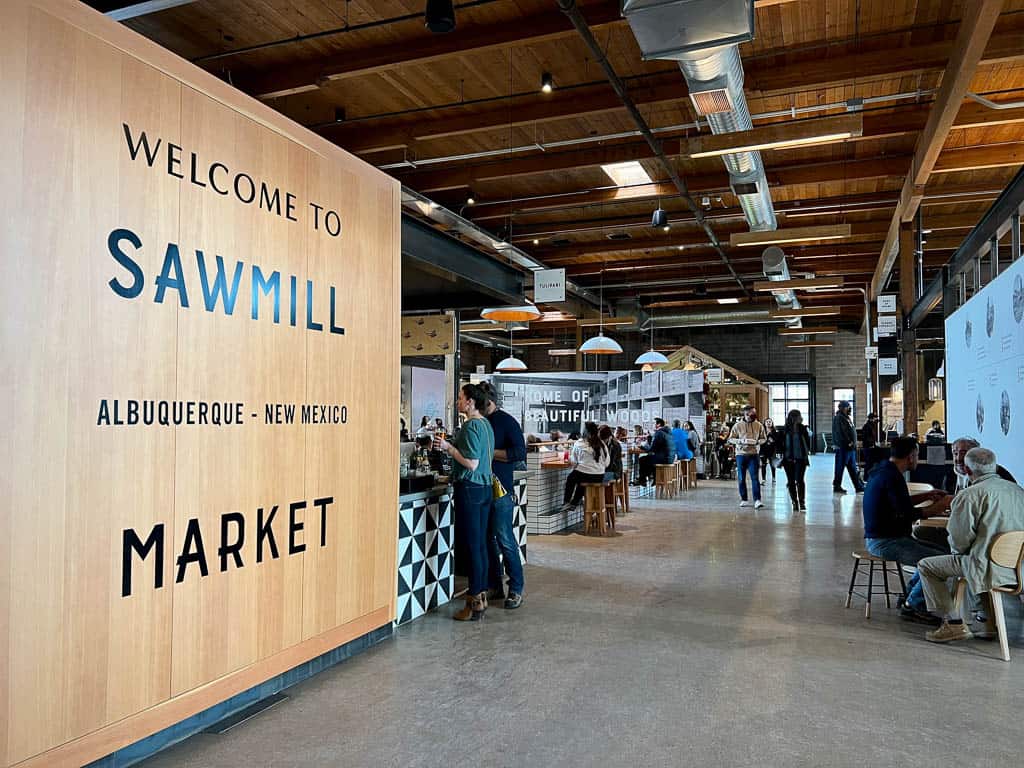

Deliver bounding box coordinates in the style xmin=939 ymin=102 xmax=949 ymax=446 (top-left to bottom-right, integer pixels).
xmin=690 ymin=87 xmax=734 ymax=116
xmin=606 ymin=232 xmax=633 ymax=241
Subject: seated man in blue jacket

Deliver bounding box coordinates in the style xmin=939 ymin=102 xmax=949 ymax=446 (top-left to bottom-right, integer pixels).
xmin=637 ymin=418 xmax=675 ymax=485
xmin=862 ymin=436 xmax=952 ymax=623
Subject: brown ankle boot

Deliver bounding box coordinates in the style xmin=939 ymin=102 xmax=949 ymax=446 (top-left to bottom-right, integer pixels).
xmin=453 ymin=592 xmax=486 ymax=622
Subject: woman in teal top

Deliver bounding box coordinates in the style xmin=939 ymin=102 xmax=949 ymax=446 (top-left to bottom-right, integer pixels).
xmin=435 ymin=383 xmax=494 ymax=621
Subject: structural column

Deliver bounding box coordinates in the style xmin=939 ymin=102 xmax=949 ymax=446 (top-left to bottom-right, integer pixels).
xmin=898 ymin=221 xmax=920 ymax=433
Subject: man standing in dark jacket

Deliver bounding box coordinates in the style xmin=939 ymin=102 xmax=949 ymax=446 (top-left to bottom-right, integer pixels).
xmin=480 ymin=383 xmax=526 ymax=609
xmin=832 ymin=400 xmax=865 ymax=493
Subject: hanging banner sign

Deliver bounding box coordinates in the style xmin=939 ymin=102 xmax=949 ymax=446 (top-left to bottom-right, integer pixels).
xmin=877 ymin=315 xmax=899 ymax=336
xmin=706 ymin=368 xmax=724 ymax=383
xmin=401 ymin=314 xmax=455 ymax=355
xmin=865 ymin=346 xmax=878 ymax=360
xmin=878 ymin=357 xmax=899 ymax=376
xmin=534 ymin=268 xmax=566 ymax=303
xmin=878 ymin=294 xmax=897 ymax=314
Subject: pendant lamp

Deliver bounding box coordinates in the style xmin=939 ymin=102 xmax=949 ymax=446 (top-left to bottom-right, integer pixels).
xmin=495 ymin=324 xmax=528 ymax=372
xmin=578 ymin=270 xmax=623 ymax=355
xmin=635 ymin=317 xmax=669 ymax=367
xmin=480 ymin=302 xmax=541 ymax=323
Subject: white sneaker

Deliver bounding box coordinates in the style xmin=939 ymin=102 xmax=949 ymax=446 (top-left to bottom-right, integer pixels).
xmin=739 ymin=501 xmax=751 ymax=507
xmin=754 ymin=500 xmax=764 ymax=509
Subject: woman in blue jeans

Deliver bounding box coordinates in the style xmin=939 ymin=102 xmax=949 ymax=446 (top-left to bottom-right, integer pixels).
xmin=435 ymin=384 xmax=494 ymax=621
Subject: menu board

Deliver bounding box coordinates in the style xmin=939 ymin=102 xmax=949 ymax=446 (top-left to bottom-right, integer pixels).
xmin=945 ymin=254 xmax=1024 ymax=480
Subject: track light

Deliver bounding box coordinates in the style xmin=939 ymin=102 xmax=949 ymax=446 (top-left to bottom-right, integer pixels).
xmin=424 ymin=0 xmax=456 ymax=33
xmin=541 ymin=72 xmax=554 ymax=93
xmin=466 ymin=190 xmax=476 ymax=205
xmin=651 ymin=207 xmax=668 ymax=229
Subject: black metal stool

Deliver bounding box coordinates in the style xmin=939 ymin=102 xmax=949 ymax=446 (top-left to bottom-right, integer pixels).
xmin=844 ymin=551 xmax=908 ymax=619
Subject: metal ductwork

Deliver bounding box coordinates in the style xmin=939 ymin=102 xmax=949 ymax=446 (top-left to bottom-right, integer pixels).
xmin=643 ymin=310 xmax=783 ymax=329
xmin=761 ymin=245 xmax=802 ymax=328
xmin=622 ymin=1 xmax=778 ymax=233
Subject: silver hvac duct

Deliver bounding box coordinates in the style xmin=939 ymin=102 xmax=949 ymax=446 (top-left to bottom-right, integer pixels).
xmin=762 ymin=245 xmax=802 ymax=328
xmin=644 ymin=310 xmax=783 ymax=328
xmin=622 ymin=1 xmax=778 ymax=232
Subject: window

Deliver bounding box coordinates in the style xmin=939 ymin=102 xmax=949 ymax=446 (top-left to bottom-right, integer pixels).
xmin=767 ymin=381 xmax=811 ymax=427
xmin=833 ymin=387 xmax=855 ymax=426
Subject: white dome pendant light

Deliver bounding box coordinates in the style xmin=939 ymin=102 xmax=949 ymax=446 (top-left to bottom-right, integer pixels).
xmin=635 ymin=315 xmax=669 ymax=367
xmin=578 ymin=268 xmax=623 ymax=355
xmin=495 ymin=323 xmax=527 ymax=372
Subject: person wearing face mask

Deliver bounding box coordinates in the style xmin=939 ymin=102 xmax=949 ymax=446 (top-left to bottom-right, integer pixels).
xmin=729 ymin=405 xmax=766 ymax=509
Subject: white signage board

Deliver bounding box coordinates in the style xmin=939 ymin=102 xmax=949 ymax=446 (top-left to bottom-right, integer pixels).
xmin=706 ymin=368 xmax=724 ymax=383
xmin=865 ymin=346 xmax=878 ymax=360
xmin=534 ymin=268 xmax=566 ymax=303
xmin=877 ymin=315 xmax=899 ymax=336
xmin=878 ymin=294 xmax=897 ymax=314
xmin=878 ymin=357 xmax=899 ymax=376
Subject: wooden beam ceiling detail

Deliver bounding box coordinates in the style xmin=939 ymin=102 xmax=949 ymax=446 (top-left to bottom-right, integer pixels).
xmin=871 ymin=1 xmax=1004 ymax=299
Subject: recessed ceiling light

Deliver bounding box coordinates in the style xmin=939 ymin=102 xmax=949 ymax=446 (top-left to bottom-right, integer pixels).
xmin=716 ymin=297 xmax=740 ymax=304
xmin=532 ymin=238 xmax=540 ymax=245
xmin=601 ymin=160 xmax=653 ymax=187
xmin=541 ymin=72 xmax=554 ymax=93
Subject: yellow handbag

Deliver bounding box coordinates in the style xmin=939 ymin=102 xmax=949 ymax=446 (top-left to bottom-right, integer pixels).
xmin=492 ymin=476 xmax=508 ymax=500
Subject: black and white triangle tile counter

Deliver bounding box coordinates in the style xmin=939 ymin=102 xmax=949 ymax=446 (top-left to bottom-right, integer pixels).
xmin=396 ymin=484 xmax=454 ymax=626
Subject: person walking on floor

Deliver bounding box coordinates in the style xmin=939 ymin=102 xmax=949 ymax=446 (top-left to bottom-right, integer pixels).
xmin=478 ymin=382 xmax=525 ymax=610
xmin=729 ymin=405 xmax=766 ymax=509
xmin=860 ymin=413 xmax=880 ymax=479
xmin=562 ymin=421 xmax=609 ymax=510
xmin=782 ymin=409 xmax=811 ymax=511
xmin=832 ymin=400 xmax=865 ymax=493
xmin=759 ymin=417 xmax=780 ymax=484
xmin=917 ymin=447 xmax=1024 ymax=644
xmin=434 ymin=384 xmax=495 ymax=622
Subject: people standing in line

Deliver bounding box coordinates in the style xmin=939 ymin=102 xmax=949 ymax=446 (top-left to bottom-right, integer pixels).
xmin=562 ymin=421 xmax=608 ymax=510
xmin=672 ymin=419 xmax=693 ymax=462
xmin=729 ymin=405 xmax=766 ymax=509
xmin=782 ymin=409 xmax=811 ymax=511
xmin=637 ymin=418 xmax=674 ymax=485
xmin=759 ymin=417 xmax=780 ymax=484
xmin=600 ymin=425 xmax=622 ymax=483
xmin=434 ymin=384 xmax=495 ymax=622
xmin=832 ymin=400 xmax=865 ymax=493
xmin=860 ymin=436 xmax=952 ymax=623
xmin=478 ymin=382 xmax=525 ymax=610
xmin=917 ymin=447 xmax=1024 ymax=644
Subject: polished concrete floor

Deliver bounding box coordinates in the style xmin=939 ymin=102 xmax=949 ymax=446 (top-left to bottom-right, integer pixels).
xmin=143 ymin=457 xmax=1023 ymax=767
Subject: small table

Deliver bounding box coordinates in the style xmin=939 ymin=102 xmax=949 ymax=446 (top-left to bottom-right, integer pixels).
xmin=916 ymin=516 xmax=950 ymax=528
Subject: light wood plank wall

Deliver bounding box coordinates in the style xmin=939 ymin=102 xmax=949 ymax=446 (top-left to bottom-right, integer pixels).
xmin=0 ymin=1 xmax=400 ymax=765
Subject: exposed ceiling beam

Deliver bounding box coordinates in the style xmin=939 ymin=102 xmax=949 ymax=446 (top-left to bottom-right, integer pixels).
xmin=871 ymin=1 xmax=1004 ymax=299
xmin=241 ymin=1 xmax=624 ymax=99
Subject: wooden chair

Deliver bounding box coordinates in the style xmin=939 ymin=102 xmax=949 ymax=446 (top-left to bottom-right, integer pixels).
xmin=845 ymin=550 xmax=907 ymax=619
xmin=951 ymin=531 xmax=1024 ymax=662
xmin=581 ymin=482 xmax=613 ymax=536
xmin=655 ymin=465 xmax=676 ymax=499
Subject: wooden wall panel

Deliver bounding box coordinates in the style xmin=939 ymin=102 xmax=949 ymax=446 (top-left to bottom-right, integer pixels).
xmin=0 ymin=1 xmax=400 ymax=765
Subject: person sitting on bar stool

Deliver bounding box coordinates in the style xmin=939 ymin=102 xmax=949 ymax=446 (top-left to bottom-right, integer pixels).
xmin=561 ymin=422 xmax=608 ymax=512
xmin=862 ymin=436 xmax=952 ymax=624
xmin=601 ymin=425 xmax=623 ymax=485
xmin=636 ymin=418 xmax=674 ymax=486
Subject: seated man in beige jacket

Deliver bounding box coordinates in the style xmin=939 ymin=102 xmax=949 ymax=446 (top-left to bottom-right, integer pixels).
xmin=918 ymin=447 xmax=1024 ymax=643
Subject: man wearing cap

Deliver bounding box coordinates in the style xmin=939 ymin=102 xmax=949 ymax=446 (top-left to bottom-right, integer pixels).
xmin=832 ymin=400 xmax=864 ymax=494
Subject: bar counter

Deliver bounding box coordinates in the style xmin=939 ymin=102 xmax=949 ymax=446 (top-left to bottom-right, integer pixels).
xmin=525 ymin=452 xmax=580 ymax=534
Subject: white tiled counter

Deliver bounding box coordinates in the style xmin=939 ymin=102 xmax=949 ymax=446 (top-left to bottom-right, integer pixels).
xmin=525 ymin=452 xmax=580 ymax=534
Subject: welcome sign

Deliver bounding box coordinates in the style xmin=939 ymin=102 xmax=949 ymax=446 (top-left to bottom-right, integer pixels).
xmin=0 ymin=2 xmax=399 ymax=766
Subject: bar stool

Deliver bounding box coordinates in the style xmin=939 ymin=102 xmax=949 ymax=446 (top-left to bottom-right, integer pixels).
xmin=581 ymin=483 xmax=610 ymax=535
xmin=844 ymin=551 xmax=907 ymax=619
xmin=655 ymin=465 xmax=676 ymax=499
xmin=687 ymin=458 xmax=698 ymax=488
xmin=605 ymin=475 xmax=629 ymax=518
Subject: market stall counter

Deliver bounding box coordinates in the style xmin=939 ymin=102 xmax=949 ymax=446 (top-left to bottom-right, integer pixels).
xmin=396 ymin=482 xmax=454 ymax=625
xmin=525 ymin=443 xmax=580 ymax=534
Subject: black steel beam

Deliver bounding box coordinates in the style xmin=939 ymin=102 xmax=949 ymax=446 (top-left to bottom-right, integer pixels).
xmin=907 ymin=165 xmax=1024 ymax=329
xmin=402 ymin=215 xmax=524 ymax=308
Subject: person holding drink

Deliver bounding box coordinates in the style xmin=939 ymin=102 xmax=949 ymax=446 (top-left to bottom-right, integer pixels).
xmin=433 ymin=384 xmax=495 ymax=622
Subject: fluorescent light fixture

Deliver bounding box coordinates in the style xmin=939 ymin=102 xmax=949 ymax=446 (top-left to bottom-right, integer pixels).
xmin=577 ymin=317 xmax=635 ymax=327
xmin=769 ymin=306 xmax=842 ymax=319
xmin=753 ymin=277 xmax=845 ymax=292
xmin=509 ymin=338 xmax=554 ymax=346
xmin=731 ymin=224 xmax=852 ymax=248
xmin=785 ymin=340 xmax=835 ymax=348
xmin=548 ymin=348 xmax=578 ymax=356
xmin=716 ymin=297 xmax=741 ymax=304
xmin=778 ymin=325 xmax=838 ymax=336
xmin=688 ymin=114 xmax=863 ymax=159
xmin=601 ymin=160 xmax=653 ymax=187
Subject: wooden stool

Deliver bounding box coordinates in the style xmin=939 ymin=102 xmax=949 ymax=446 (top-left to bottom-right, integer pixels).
xmin=655 ymin=465 xmax=676 ymax=499
xmin=581 ymin=483 xmax=609 ymax=535
xmin=605 ymin=476 xmax=628 ymax=519
xmin=845 ymin=551 xmax=907 ymax=619
xmin=619 ymin=474 xmax=630 ymax=514
xmin=687 ymin=458 xmax=698 ymax=488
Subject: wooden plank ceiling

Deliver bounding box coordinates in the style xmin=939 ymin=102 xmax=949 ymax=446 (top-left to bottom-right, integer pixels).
xmin=122 ymin=0 xmax=1024 ymax=329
